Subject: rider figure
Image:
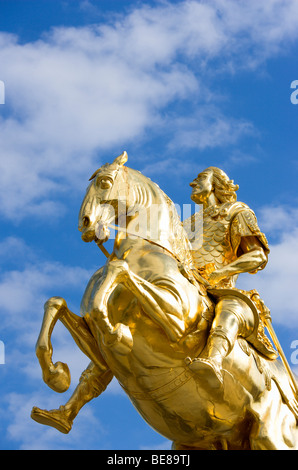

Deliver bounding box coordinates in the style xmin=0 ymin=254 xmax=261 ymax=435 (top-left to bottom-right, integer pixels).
xmin=186 ymin=167 xmax=271 ymax=387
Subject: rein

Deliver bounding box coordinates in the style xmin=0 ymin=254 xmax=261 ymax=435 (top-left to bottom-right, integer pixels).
xmin=96 ymin=222 xmax=210 ymax=288
xmin=97 ymin=221 xmax=180 ymax=262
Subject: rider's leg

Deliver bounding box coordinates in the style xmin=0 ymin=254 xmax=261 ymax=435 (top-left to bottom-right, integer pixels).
xmin=188 ymin=297 xmax=254 ymax=386
xmin=31 ymin=362 xmax=113 ymax=434
xmin=63 ymin=363 xmax=113 ymax=423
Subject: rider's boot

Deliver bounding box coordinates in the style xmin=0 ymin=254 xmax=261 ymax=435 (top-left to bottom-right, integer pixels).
xmin=31 ymin=405 xmax=73 ymax=434
xmin=187 ymin=307 xmax=241 ymax=388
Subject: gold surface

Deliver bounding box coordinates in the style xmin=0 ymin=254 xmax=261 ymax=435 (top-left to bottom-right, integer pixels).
xmin=31 ymin=153 xmax=298 ymax=450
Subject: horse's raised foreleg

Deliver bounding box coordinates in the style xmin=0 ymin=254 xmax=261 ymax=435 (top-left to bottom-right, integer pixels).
xmin=35 ymin=296 xmax=109 ymax=393
xmin=91 ymin=258 xmax=199 ymax=353
xmin=33 ymin=296 xmax=114 ymax=433
xmin=90 ymin=263 xmax=134 ymax=355
xmin=107 ymin=261 xmax=191 ymax=341
xmin=35 ymin=297 xmax=71 ymax=393
xmin=59 ymin=308 xmax=109 ymax=371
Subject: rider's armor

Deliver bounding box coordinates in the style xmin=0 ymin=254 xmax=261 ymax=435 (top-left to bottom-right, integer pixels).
xmin=188 ymin=201 xmax=269 ymax=287
xmin=184 ymin=201 xmax=277 ymax=361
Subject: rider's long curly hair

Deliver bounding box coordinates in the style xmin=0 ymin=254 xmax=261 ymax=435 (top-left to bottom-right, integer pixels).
xmin=206 ymin=167 xmax=239 ymax=203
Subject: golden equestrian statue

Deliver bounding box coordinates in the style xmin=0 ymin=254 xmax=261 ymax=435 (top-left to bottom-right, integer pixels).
xmin=31 ymin=152 xmax=298 ymax=450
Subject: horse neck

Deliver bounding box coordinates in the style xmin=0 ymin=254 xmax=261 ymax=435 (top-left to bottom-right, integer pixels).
xmin=124 ymin=171 xmax=192 ymax=266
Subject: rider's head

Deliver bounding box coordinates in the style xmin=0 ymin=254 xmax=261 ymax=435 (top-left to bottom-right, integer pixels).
xmin=190 ymin=167 xmax=239 ymax=204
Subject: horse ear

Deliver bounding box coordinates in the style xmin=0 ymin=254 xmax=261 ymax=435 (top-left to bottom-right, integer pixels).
xmin=113 ymin=151 xmax=128 ymax=166
xmin=89 ymin=168 xmax=100 ymax=181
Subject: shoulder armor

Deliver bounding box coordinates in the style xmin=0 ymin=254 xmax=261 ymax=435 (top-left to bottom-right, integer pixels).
xmin=230 ymin=205 xmax=270 ymax=258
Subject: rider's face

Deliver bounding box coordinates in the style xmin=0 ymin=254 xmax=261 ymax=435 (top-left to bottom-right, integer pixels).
xmin=189 ymin=171 xmax=213 ymax=204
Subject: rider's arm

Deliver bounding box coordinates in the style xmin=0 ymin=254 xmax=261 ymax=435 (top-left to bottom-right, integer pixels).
xmin=208 ymin=236 xmax=267 ymax=283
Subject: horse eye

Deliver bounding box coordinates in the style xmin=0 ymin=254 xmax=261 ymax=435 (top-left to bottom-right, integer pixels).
xmin=98 ymin=177 xmax=113 ymax=189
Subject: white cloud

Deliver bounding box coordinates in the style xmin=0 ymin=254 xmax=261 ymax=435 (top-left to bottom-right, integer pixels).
xmin=1 ymin=0 xmax=298 ymax=219
xmin=141 ymin=157 xmax=195 ymax=181
xmin=0 ymin=261 xmax=91 ymax=324
xmin=211 ymin=0 xmax=298 ymax=66
xmin=257 ymin=205 xmax=298 ymax=237
xmin=0 ymin=236 xmax=34 ymax=261
xmin=168 ymin=106 xmax=255 ymax=151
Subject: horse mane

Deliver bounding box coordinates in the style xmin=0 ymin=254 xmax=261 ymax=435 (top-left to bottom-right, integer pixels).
xmin=127 ymin=167 xmax=194 ymax=271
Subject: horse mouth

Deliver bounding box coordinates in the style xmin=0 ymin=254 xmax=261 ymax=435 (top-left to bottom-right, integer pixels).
xmin=81 ymin=227 xmax=96 ymax=243
xmin=80 ymin=224 xmax=110 ymax=245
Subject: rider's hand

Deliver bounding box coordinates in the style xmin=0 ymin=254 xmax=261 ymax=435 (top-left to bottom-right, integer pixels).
xmin=208 ymin=268 xmax=227 ymax=284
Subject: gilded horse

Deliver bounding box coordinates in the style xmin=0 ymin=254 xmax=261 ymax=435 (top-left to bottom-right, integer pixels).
xmin=31 ymin=152 xmax=298 ymax=450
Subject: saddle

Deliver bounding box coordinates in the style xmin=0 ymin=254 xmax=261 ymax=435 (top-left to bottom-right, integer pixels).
xmin=207 ymin=286 xmax=278 ymax=361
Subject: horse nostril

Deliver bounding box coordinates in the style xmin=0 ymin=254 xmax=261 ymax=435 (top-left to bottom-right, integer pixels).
xmin=82 ymin=216 xmax=90 ymax=228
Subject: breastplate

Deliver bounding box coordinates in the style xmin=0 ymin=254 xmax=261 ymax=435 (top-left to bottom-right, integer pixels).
xmin=193 ymin=210 xmax=234 ymax=267
xmin=190 ymin=203 xmax=241 ymax=287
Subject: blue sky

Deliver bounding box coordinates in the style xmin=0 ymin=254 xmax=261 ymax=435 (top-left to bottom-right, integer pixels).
xmin=1 ymin=0 xmax=298 ymax=450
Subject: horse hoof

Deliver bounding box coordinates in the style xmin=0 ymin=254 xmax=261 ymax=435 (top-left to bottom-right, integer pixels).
xmin=43 ymin=361 xmax=71 ymax=393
